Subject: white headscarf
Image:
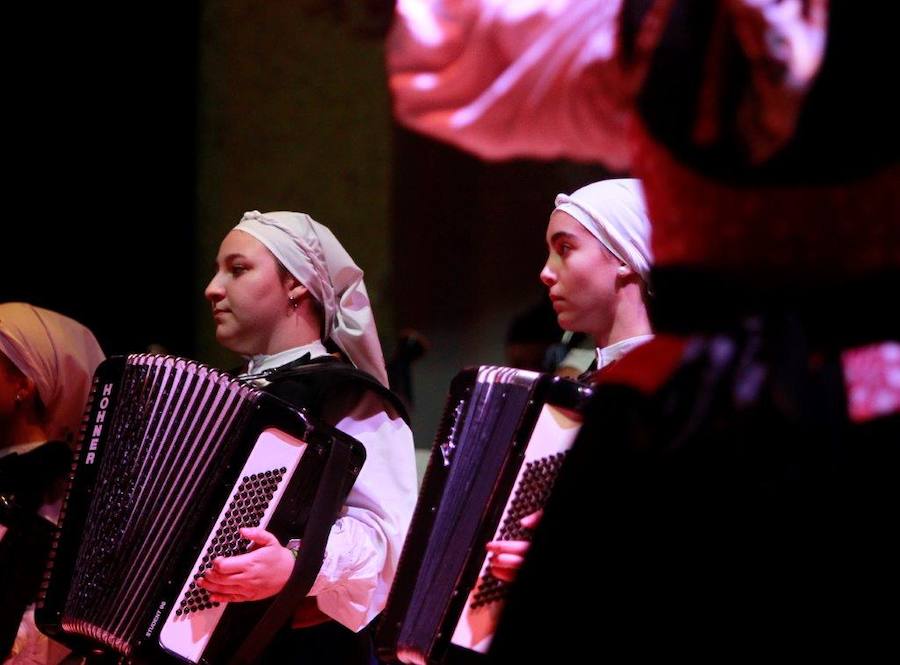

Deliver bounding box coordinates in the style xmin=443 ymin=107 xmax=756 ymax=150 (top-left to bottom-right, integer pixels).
xmin=234 ymin=210 xmax=389 ymax=387
xmin=0 ymin=303 xmax=105 ymax=445
xmin=554 ymin=179 xmax=653 ymax=284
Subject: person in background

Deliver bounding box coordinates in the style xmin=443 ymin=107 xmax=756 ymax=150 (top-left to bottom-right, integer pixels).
xmin=503 ymin=297 xmax=564 ymax=372
xmin=1 ymin=303 xmax=105 ymax=664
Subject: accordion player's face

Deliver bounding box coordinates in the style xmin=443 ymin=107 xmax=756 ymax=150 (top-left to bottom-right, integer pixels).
xmin=540 ymin=211 xmax=623 ymax=343
xmin=205 ymin=230 xmax=296 ymax=356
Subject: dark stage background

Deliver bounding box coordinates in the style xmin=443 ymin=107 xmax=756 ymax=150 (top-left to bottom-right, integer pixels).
xmin=2 ymin=1 xmax=612 ymax=442
xmin=3 ymin=4 xmax=200 ymax=358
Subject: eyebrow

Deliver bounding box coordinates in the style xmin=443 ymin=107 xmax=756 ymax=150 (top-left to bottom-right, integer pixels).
xmin=548 ymin=231 xmax=577 ymax=244
xmin=212 ymin=253 xmax=248 ymax=270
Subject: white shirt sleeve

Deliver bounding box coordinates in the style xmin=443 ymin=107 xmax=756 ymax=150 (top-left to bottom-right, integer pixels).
xmin=386 ymin=0 xmax=631 ymax=168
xmin=307 ymin=391 xmax=419 ymax=632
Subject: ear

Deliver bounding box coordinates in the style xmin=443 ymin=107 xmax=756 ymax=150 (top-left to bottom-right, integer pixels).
xmin=616 ymin=263 xmax=632 ymax=277
xmin=287 ymin=282 xmax=310 ymax=301
xmin=15 ymin=375 xmax=37 ymax=404
xmin=281 ymin=272 xmax=309 ymax=299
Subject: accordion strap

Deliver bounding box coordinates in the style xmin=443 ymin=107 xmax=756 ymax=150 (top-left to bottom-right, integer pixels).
xmin=263 ymin=356 xmax=411 ymax=426
xmin=229 ymin=434 xmax=354 ymax=665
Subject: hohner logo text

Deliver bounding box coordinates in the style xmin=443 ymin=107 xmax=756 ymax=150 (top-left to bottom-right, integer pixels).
xmin=85 ymin=382 xmax=113 ymax=465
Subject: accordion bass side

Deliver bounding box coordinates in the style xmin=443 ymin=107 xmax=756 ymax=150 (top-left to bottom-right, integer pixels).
xmin=377 ymin=366 xmax=593 ymax=664
xmin=35 ymin=354 xmax=365 ymax=664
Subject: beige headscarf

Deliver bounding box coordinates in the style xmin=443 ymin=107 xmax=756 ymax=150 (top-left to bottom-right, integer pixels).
xmin=0 ymin=303 xmax=105 ymax=445
xmin=554 ymin=179 xmax=653 ymax=284
xmin=234 ymin=211 xmax=389 ymax=387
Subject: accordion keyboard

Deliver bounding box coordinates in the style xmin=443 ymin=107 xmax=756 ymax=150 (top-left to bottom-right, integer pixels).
xmin=470 ymin=451 xmax=567 ymax=609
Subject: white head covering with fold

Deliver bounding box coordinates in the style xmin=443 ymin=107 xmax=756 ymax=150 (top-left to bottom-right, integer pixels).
xmin=234 ymin=210 xmax=389 ymax=387
xmin=0 ymin=303 xmax=105 ymax=445
xmin=554 ymin=178 xmax=653 ymax=284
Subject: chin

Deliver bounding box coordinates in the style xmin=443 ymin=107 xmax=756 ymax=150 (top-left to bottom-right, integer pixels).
xmin=556 ymin=314 xmax=579 ymax=332
xmin=214 ymin=330 xmax=242 ymax=354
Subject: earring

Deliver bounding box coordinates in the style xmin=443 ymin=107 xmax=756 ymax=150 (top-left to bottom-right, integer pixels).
xmin=15 ymin=391 xmax=25 ymax=404
xmin=288 ymin=295 xmax=299 ymax=310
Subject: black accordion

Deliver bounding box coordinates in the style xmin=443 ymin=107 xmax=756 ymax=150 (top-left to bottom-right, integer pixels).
xmin=36 ymin=354 xmax=365 ymax=664
xmin=378 ymin=366 xmax=592 ymax=664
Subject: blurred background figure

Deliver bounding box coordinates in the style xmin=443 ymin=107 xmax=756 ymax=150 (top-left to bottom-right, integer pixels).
xmin=1 ymin=303 xmax=104 ymax=664
xmin=388 ymin=0 xmax=631 ymax=167
xmin=503 ymin=297 xmax=564 ymax=372
xmin=386 ymin=328 xmax=430 ymax=410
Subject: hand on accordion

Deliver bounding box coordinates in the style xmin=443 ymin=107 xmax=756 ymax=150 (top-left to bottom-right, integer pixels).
xmin=485 ymin=510 xmax=543 ymax=583
xmin=196 ymin=526 xmax=296 ymax=603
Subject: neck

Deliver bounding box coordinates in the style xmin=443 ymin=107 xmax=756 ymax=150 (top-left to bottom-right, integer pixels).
xmin=1 ymin=413 xmax=50 ymax=451
xmin=264 ymin=304 xmax=323 ymax=355
xmin=604 ymin=310 xmax=652 ymax=348
xmin=266 ymin=328 xmax=321 ymax=355
xmin=593 ymin=283 xmax=652 ymax=348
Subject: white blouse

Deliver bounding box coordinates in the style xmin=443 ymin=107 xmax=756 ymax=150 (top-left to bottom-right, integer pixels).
xmin=245 ymin=341 xmax=418 ymax=631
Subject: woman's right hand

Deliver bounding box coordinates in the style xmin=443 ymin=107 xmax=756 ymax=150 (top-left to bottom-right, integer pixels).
xmin=485 ymin=510 xmax=543 ymax=582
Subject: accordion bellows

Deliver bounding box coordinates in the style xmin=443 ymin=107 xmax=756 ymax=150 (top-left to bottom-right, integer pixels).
xmin=378 ymin=366 xmax=592 ymax=664
xmin=36 ymin=354 xmax=365 ymax=664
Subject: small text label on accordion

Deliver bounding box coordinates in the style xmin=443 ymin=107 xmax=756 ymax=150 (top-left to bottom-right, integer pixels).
xmin=85 ymin=382 xmax=114 ymax=465
xmin=146 ymin=601 xmax=166 ymax=638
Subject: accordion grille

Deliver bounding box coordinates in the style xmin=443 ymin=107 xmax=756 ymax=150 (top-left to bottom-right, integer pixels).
xmin=57 ymin=354 xmax=259 ymax=655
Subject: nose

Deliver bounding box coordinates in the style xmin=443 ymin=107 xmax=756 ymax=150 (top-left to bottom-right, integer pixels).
xmin=205 ymin=273 xmax=224 ymax=305
xmin=539 ymin=260 xmax=556 ymax=287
